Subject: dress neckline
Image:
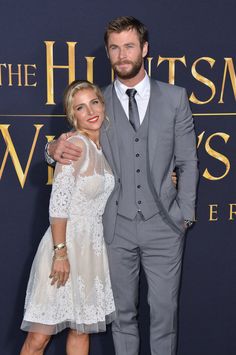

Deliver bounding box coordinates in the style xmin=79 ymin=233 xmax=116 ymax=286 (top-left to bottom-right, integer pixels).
xmin=74 ymin=132 xmax=102 ymax=153
xmin=88 ymin=137 xmax=102 ymax=153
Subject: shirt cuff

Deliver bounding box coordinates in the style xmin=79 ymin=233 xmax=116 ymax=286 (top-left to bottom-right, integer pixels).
xmin=45 ymin=141 xmax=56 ymax=165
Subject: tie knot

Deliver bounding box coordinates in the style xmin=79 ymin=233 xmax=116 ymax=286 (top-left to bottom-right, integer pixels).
xmin=126 ymin=88 xmax=137 ymax=98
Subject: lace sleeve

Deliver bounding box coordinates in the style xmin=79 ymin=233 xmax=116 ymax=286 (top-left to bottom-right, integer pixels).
xmin=49 ymin=136 xmax=88 ymax=224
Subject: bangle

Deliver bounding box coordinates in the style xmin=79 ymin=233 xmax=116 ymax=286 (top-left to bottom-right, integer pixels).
xmin=54 ymin=242 xmax=66 ymax=251
xmin=53 ymin=254 xmax=68 ymax=261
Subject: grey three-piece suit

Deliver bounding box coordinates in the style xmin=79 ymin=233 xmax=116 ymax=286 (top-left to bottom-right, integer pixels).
xmin=100 ymin=78 xmax=198 ymax=355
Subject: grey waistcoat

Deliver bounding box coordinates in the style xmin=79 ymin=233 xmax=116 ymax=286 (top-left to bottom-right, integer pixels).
xmin=113 ymin=90 xmax=159 ymax=220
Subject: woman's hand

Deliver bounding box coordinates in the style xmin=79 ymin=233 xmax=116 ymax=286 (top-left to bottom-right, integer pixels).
xmin=49 ymin=254 xmax=70 ymax=288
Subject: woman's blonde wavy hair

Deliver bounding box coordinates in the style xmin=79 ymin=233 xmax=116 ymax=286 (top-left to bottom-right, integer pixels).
xmin=63 ymin=79 xmax=105 ymax=131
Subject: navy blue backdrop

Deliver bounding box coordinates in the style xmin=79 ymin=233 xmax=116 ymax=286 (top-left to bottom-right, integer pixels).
xmin=1 ymin=1 xmax=236 ymax=354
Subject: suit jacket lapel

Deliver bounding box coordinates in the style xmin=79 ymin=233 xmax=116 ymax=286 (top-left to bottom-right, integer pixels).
xmin=148 ymin=79 xmax=164 ymax=170
xmin=101 ymin=84 xmax=121 ymax=176
xmin=102 ymin=80 xmax=164 ymax=175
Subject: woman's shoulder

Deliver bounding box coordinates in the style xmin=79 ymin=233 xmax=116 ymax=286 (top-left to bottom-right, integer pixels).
xmin=67 ymin=132 xmax=89 ymax=150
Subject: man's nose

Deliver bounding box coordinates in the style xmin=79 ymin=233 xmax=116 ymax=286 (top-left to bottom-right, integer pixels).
xmin=119 ymin=47 xmax=127 ymax=59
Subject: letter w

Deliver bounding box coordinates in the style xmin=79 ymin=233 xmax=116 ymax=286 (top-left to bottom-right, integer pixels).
xmin=0 ymin=124 xmax=43 ymax=188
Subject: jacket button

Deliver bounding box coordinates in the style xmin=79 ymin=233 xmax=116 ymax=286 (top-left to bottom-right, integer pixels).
xmin=135 ymin=138 xmax=139 ymax=142
xmin=138 ymin=201 xmax=142 ymax=204
xmin=136 ymin=153 xmax=140 ymax=157
xmin=137 ymin=185 xmax=141 ymax=189
xmin=118 ymin=178 xmax=121 ymax=183
xmin=115 ymin=201 xmax=118 ymax=205
xmin=136 ymin=169 xmax=140 ymax=173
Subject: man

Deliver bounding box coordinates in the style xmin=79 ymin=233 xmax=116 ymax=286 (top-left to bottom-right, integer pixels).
xmin=46 ymin=16 xmax=198 ymax=355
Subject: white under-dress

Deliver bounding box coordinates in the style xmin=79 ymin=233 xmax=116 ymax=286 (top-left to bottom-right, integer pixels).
xmin=21 ymin=133 xmax=116 ymax=335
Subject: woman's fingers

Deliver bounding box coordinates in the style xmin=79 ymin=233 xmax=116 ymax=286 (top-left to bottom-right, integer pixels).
xmin=61 ymin=271 xmax=70 ymax=286
xmin=49 ymin=261 xmax=70 ymax=287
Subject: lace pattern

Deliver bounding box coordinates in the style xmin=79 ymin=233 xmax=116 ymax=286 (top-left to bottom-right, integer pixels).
xmin=49 ymin=164 xmax=75 ymax=219
xmin=21 ymin=133 xmax=116 ymax=335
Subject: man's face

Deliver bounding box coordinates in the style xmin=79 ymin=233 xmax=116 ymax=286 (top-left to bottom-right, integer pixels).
xmin=107 ymin=28 xmax=148 ymax=80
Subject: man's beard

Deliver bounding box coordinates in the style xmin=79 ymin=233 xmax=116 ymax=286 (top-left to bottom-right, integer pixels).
xmin=112 ymin=57 xmax=143 ymax=80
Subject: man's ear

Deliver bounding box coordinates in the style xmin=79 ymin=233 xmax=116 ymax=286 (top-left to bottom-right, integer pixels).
xmin=105 ymin=46 xmax=110 ymax=59
xmin=142 ymin=41 xmax=149 ymax=58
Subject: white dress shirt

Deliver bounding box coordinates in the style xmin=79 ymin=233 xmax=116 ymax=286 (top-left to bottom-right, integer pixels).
xmin=114 ymin=72 xmax=150 ymax=124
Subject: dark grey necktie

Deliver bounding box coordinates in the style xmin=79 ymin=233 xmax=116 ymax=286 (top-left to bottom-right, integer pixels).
xmin=126 ymin=88 xmax=140 ymax=131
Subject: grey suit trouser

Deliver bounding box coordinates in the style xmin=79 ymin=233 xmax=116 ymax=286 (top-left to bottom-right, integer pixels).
xmin=106 ymin=212 xmax=185 ymax=355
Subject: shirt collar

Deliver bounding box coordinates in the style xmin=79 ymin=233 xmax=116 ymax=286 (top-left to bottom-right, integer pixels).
xmin=114 ymin=71 xmax=150 ymax=98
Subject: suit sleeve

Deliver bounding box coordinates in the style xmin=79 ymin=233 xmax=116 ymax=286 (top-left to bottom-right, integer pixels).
xmin=175 ymin=88 xmax=199 ymax=221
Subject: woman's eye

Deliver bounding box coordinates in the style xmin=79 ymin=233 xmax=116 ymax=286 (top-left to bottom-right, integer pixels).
xmin=92 ymin=100 xmax=99 ymax=104
xmin=77 ymin=106 xmax=83 ymax=111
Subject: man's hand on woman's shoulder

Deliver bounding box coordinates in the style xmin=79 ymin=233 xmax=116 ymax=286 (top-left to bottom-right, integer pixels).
xmin=48 ymin=132 xmax=82 ymax=165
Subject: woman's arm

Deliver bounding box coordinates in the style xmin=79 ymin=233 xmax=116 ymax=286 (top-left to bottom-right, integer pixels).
xmin=48 ymin=136 xmax=86 ymax=287
xmin=49 ymin=221 xmax=70 ymax=288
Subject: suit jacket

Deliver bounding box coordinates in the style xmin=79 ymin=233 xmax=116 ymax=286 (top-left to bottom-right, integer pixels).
xmin=101 ymin=78 xmax=198 ymax=243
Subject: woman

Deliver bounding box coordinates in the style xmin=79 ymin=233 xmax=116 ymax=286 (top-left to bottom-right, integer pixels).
xmin=20 ymin=80 xmax=116 ymax=355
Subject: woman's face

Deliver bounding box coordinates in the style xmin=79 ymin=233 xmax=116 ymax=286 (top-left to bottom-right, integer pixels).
xmin=72 ymin=88 xmax=105 ymax=133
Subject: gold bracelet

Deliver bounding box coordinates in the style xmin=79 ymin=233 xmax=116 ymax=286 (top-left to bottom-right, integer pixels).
xmin=53 ymin=254 xmax=68 ymax=261
xmin=53 ymin=242 xmax=66 ymax=251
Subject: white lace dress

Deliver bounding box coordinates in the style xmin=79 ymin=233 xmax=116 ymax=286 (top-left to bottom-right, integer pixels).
xmin=21 ymin=133 xmax=116 ymax=335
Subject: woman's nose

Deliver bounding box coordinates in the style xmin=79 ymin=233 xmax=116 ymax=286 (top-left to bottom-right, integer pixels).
xmin=87 ymin=105 xmax=94 ymax=115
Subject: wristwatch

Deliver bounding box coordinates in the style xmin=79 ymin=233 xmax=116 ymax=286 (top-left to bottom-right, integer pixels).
xmin=184 ymin=220 xmax=194 ymax=228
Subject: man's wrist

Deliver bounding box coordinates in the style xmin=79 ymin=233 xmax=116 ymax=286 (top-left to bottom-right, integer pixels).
xmin=184 ymin=219 xmax=194 ymax=228
xmin=45 ymin=141 xmax=55 ymax=165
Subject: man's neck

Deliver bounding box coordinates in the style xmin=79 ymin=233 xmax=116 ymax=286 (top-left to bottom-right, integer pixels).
xmin=117 ymin=68 xmax=146 ymax=88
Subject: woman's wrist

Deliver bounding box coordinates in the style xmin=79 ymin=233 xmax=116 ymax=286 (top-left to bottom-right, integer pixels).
xmin=53 ymin=242 xmax=66 ymax=251
xmin=53 ymin=253 xmax=68 ymax=261
xmin=53 ymin=242 xmax=67 ymax=258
